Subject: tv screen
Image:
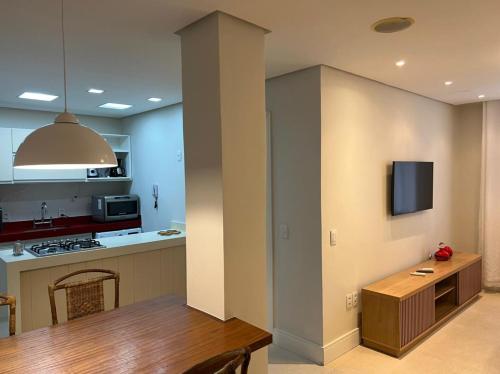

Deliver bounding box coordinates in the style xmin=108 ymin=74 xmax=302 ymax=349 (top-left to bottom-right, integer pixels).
xmin=391 ymin=161 xmax=433 ymax=216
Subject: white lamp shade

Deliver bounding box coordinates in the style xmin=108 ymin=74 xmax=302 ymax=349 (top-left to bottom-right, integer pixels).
xmin=14 ymin=112 xmax=118 ymax=169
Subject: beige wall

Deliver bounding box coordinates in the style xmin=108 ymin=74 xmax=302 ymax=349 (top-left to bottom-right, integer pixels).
xmin=320 ymin=64 xmax=470 ymax=347
xmin=267 ymin=65 xmax=483 ymax=363
xmin=266 ymin=68 xmax=323 ymax=346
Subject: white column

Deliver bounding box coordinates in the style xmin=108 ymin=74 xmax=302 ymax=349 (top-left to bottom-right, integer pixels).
xmin=176 ymin=11 xmax=270 ymax=373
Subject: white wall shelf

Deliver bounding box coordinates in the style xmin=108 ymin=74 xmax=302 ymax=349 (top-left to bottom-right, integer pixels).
xmin=109 ymin=149 xmax=129 ymax=153
xmin=101 ymin=134 xmax=131 ymax=153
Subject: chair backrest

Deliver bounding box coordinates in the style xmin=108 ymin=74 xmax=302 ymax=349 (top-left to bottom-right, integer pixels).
xmin=48 ymin=269 xmax=119 ymax=325
xmin=183 ymin=347 xmax=251 ymax=374
xmin=0 ymin=295 xmax=16 ymax=336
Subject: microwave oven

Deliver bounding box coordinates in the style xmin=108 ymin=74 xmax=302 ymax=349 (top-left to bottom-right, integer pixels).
xmin=92 ymin=195 xmax=140 ymax=222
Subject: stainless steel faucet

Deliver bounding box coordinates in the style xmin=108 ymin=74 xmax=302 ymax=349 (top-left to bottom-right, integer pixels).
xmin=41 ymin=202 xmax=48 ymax=221
xmin=33 ymin=202 xmax=52 ymax=229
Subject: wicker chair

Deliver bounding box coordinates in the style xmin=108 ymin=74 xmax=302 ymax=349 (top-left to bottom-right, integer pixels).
xmin=48 ymin=269 xmax=120 ymax=325
xmin=0 ymin=294 xmax=16 ymax=336
xmin=183 ymin=347 xmax=251 ymax=374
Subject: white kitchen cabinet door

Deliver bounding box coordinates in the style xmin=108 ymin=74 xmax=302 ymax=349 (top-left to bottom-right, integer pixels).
xmin=0 ymin=128 xmax=13 ymax=182
xmin=12 ymin=128 xmax=86 ymax=181
xmin=13 ymin=167 xmax=86 ymax=181
xmin=12 ymin=128 xmax=34 ymax=152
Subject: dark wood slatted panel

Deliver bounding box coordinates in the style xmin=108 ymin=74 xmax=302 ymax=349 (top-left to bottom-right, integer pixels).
xmin=0 ymin=295 xmax=272 ymax=373
xmin=399 ymin=287 xmax=434 ymax=347
xmin=458 ymin=260 xmax=482 ymax=305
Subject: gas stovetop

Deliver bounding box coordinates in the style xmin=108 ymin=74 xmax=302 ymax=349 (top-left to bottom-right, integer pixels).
xmin=26 ymin=239 xmax=106 ymax=257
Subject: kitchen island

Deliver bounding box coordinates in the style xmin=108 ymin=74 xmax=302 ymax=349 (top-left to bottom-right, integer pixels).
xmin=0 ymin=231 xmax=186 ymax=336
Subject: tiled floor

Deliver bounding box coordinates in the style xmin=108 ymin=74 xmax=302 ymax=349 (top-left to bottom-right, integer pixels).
xmin=269 ymin=292 xmax=500 ymax=374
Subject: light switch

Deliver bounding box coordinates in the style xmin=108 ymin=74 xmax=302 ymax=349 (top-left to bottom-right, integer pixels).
xmin=279 ymin=224 xmax=289 ymax=240
xmin=176 ymin=150 xmax=183 ymax=162
xmin=330 ymin=229 xmax=337 ymax=246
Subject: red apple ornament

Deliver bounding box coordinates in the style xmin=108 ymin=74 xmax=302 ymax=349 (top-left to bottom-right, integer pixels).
xmin=435 ymin=242 xmax=453 ymax=261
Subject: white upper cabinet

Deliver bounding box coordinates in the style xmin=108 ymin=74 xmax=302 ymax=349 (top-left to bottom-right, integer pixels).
xmin=0 ymin=128 xmax=13 ymax=182
xmin=12 ymin=128 xmax=34 ymax=152
xmin=13 ymin=167 xmax=86 ymax=181
xmin=3 ymin=128 xmax=130 ymax=183
xmin=11 ymin=128 xmax=86 ymax=181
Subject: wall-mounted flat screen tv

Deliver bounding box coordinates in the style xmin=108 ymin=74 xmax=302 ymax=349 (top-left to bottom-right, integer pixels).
xmin=391 ymin=161 xmax=433 ymax=216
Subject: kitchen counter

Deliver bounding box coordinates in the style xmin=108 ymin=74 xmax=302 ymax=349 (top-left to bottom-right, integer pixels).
xmin=0 ymin=215 xmax=142 ymax=243
xmin=0 ymin=230 xmax=186 ymax=335
xmin=0 ymin=230 xmax=185 ymax=269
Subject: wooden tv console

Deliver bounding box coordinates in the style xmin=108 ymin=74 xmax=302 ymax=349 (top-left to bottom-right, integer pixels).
xmin=361 ymin=252 xmax=481 ymax=357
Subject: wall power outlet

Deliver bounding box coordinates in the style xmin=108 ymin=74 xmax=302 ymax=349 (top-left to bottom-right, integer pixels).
xmin=346 ymin=291 xmax=359 ymax=310
xmin=346 ymin=293 xmax=353 ymax=310
xmin=352 ymin=291 xmax=359 ymax=307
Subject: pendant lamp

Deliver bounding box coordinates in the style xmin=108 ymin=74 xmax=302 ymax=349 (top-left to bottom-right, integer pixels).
xmin=14 ymin=0 xmax=117 ymax=170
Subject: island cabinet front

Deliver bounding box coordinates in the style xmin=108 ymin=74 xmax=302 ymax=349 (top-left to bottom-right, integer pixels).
xmin=20 ymin=245 xmax=186 ymax=332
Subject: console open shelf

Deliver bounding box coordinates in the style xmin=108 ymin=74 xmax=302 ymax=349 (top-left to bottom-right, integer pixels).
xmin=435 ymin=298 xmax=458 ymax=322
xmin=434 ymin=284 xmax=456 ymax=300
xmin=434 ymin=273 xmax=458 ymax=321
xmin=434 ymin=273 xmax=457 ymax=300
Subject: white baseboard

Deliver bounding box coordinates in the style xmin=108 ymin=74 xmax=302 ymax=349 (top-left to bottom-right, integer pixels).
xmin=273 ymin=327 xmax=360 ymax=365
xmin=273 ymin=328 xmax=324 ymax=364
xmin=323 ymin=328 xmax=360 ymax=364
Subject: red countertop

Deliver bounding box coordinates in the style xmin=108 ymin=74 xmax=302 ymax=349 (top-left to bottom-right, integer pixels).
xmin=0 ymin=215 xmax=142 ymax=243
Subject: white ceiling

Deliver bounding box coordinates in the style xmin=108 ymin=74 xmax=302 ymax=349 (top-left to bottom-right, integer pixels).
xmin=1 ymin=0 xmax=499 ymax=118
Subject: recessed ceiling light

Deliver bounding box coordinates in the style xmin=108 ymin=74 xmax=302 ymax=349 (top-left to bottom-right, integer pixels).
xmin=478 ymin=94 xmax=485 ymax=99
xmin=395 ymin=60 xmax=406 ymax=67
xmin=19 ymin=92 xmax=58 ymax=102
xmin=147 ymin=97 xmax=162 ymax=102
xmin=88 ymin=88 xmax=104 ymax=94
xmin=444 ymin=81 xmax=453 ymax=86
xmin=372 ymin=17 xmax=415 ymax=33
xmin=99 ymin=103 xmax=132 ymax=110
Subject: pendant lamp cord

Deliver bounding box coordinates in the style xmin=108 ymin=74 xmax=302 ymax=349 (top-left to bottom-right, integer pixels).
xmin=61 ymin=0 xmax=68 ymax=112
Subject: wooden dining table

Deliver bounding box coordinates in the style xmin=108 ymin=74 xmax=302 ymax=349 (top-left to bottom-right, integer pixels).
xmin=0 ymin=295 xmax=272 ymax=373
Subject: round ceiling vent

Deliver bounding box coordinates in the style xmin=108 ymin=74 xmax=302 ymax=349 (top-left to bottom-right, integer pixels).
xmin=372 ymin=17 xmax=415 ymax=33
